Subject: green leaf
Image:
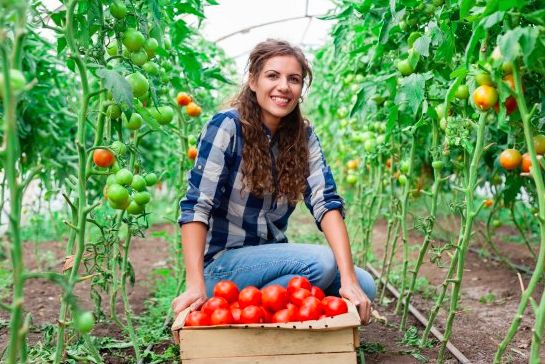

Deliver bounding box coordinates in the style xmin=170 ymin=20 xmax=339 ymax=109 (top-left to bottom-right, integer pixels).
xmin=413 ymin=36 xmax=431 ymax=57
xmin=95 ymin=68 xmax=133 ymax=109
xmin=350 ymin=85 xmax=366 ymax=117
xmin=57 ymin=36 xmax=67 ymax=54
xmin=481 ymin=11 xmax=504 ymax=29
xmin=397 ymin=74 xmax=428 ymax=116
xmin=202 ymin=67 xmax=234 ymax=85
xmin=523 ymin=9 xmax=545 ymax=25
xmin=459 ymin=0 xmax=475 ymax=18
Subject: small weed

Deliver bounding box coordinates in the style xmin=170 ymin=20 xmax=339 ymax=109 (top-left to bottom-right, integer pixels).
xmin=361 ymin=341 xmax=385 ymax=354
xmin=479 ymin=292 xmax=497 ymax=304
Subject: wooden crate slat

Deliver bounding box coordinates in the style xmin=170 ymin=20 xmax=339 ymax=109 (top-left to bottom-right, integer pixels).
xmin=181 ymin=351 xmax=357 ymax=363
xmin=180 ymin=327 xmax=356 ymax=359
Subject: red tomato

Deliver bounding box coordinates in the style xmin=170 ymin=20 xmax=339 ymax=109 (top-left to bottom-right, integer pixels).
xmin=240 ymin=305 xmax=264 ymax=324
xmin=288 ymin=276 xmax=312 ymax=294
xmin=185 ymin=311 xmax=210 ymax=327
xmin=213 ymin=280 xmax=239 ymax=304
xmin=272 ymin=309 xmax=292 ymax=323
xmin=287 ymin=303 xmax=299 ymax=321
xmin=298 ymin=304 xmax=322 ymax=321
xmin=260 ymin=306 xmax=273 ymax=323
xmin=230 ymin=301 xmax=240 ymax=309
xmin=210 ymin=308 xmax=234 ymax=325
xmin=238 ymin=286 xmax=262 ymax=308
xmin=321 ymin=296 xmax=348 ymax=317
xmin=201 ymin=297 xmax=229 ymax=316
xmin=298 ymin=296 xmax=323 ymax=321
xmin=231 ymin=307 xmax=242 ymax=324
xmin=311 ymin=286 xmax=325 ymax=300
xmin=290 ymin=288 xmax=311 ymax=306
xmin=261 ymin=285 xmax=289 ymax=312
xmin=521 ymin=153 xmax=532 ymax=173
xmin=93 ymin=149 xmax=115 ymax=168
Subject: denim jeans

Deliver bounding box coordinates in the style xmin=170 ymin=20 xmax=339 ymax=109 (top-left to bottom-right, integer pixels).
xmin=203 ymin=243 xmax=376 ymax=301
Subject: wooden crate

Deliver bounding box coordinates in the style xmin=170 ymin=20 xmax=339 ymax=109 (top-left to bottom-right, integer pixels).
xmin=171 ymin=299 xmax=361 ymax=363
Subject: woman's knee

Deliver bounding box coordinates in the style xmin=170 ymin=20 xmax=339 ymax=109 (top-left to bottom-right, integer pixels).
xmin=303 ymin=245 xmax=337 ymax=289
xmin=355 ymin=267 xmax=376 ymax=301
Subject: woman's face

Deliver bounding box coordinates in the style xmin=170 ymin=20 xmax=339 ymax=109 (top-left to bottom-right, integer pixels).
xmin=249 ymin=55 xmax=304 ymax=126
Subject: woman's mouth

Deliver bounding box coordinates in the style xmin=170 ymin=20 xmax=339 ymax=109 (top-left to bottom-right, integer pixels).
xmin=270 ymin=96 xmax=291 ymax=107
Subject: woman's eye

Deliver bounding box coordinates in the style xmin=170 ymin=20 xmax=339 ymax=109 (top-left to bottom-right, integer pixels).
xmin=267 ymin=74 xmax=278 ymax=79
xmin=290 ymin=77 xmax=301 ymax=83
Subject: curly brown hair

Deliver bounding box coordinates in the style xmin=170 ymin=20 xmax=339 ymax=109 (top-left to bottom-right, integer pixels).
xmin=231 ymin=39 xmax=313 ymax=206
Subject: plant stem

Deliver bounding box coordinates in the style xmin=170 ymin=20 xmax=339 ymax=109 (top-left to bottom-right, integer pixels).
xmin=401 ymin=120 xmax=442 ymax=330
xmin=437 ymin=112 xmax=487 ymax=362
xmin=395 ymin=132 xmax=416 ymax=315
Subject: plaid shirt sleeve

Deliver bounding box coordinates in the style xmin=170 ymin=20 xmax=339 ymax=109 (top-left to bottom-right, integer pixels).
xmin=178 ymin=112 xmax=236 ymax=226
xmin=304 ymin=126 xmax=345 ymax=231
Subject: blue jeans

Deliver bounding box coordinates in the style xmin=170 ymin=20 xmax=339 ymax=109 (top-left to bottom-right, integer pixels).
xmin=203 ymin=243 xmax=376 ymax=301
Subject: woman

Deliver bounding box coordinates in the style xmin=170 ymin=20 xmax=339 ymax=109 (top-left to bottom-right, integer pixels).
xmin=171 ymin=39 xmax=375 ymax=324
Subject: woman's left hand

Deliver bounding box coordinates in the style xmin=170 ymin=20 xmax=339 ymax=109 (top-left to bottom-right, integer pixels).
xmin=339 ymin=280 xmax=372 ymax=325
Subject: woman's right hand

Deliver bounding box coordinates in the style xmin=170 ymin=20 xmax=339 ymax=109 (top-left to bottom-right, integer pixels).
xmin=171 ymin=286 xmax=208 ymax=318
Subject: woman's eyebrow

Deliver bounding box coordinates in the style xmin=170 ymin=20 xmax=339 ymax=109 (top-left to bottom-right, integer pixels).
xmin=264 ymin=69 xmax=302 ymax=77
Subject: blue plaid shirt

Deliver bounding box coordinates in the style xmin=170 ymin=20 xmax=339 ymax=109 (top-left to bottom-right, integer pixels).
xmin=178 ymin=108 xmax=345 ymax=266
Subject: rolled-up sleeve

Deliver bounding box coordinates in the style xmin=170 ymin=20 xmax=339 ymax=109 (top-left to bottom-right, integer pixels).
xmin=178 ymin=112 xmax=236 ymax=226
xmin=303 ymin=126 xmax=345 ymax=231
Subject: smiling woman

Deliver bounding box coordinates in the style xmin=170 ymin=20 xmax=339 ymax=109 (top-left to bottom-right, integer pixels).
xmin=171 ymin=39 xmax=376 ymax=325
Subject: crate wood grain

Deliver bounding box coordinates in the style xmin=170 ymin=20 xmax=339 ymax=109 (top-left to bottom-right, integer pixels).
xmin=181 ymin=351 xmax=357 ymax=363
xmin=179 ymin=326 xmax=358 ymax=360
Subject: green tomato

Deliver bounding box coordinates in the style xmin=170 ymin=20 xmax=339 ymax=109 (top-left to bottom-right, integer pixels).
xmin=131 ymin=175 xmax=147 ymax=191
xmin=475 ymin=72 xmax=493 ymax=86
xmin=399 ymin=20 xmax=408 ymax=31
xmin=122 ymin=29 xmax=145 ymax=52
xmin=106 ymin=174 xmax=117 ymax=186
xmin=161 ymin=60 xmax=173 ymax=71
xmin=346 ymin=174 xmax=358 ymax=185
xmin=376 ymin=134 xmax=385 ymax=145
xmin=108 ymin=198 xmax=130 ymax=210
xmin=502 ymin=61 xmax=514 ymax=74
xmin=455 ymin=84 xmax=469 ymax=100
xmin=106 ymin=43 xmax=119 ymax=57
xmin=142 ymin=62 xmax=160 ymax=75
xmin=133 ymin=191 xmax=151 ymax=205
xmin=144 ymin=38 xmax=159 ymax=58
xmin=110 ymin=141 xmax=127 ymax=156
xmin=398 ymin=174 xmax=408 ymax=186
xmin=107 ymin=183 xmax=129 ymax=203
xmin=130 ymin=49 xmax=148 ymax=67
xmin=364 ymin=139 xmax=377 ymax=153
xmin=125 ymin=72 xmax=149 ymax=98
xmin=115 ymin=168 xmax=133 ymax=186
xmin=533 ymin=135 xmax=545 ymax=154
xmin=400 ymin=160 xmax=410 ymax=174
xmin=124 ymin=112 xmax=143 ymax=130
xmin=187 ymin=134 xmax=197 ymax=145
xmin=107 ymin=104 xmax=122 ymax=119
xmin=397 ymin=59 xmax=414 ymax=76
xmin=431 ymin=160 xmax=444 ymax=170
xmin=110 ymin=1 xmax=127 ymax=19
xmin=492 ymin=219 xmax=502 ymax=228
xmin=0 ymin=69 xmax=26 ymax=98
xmin=355 ymin=74 xmax=365 ymax=83
xmin=126 ymin=200 xmax=145 ymax=215
xmin=154 ymin=106 xmax=174 ymax=125
xmin=145 ymin=173 xmax=158 ymax=186
xmin=74 ymin=312 xmax=95 ymax=334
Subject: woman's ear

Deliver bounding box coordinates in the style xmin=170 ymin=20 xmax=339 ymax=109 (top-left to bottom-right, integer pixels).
xmin=248 ymin=74 xmax=257 ymax=92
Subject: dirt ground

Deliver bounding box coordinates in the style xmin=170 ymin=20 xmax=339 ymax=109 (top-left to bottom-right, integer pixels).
xmin=367 ymin=218 xmax=544 ymax=364
xmin=1 ymin=216 xmax=544 ymax=363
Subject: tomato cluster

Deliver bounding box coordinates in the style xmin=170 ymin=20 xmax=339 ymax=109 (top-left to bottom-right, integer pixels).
xmin=184 ymin=277 xmax=348 ymax=327
xmin=499 ymin=135 xmax=545 ymax=173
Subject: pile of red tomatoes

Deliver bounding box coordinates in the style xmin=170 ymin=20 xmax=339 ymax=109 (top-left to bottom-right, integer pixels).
xmin=185 ymin=276 xmax=348 ymax=327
